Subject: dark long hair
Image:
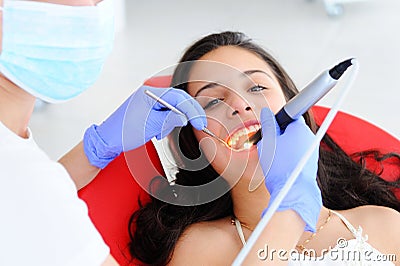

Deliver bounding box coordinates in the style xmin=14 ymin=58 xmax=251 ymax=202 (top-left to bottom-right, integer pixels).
xmin=129 ymin=31 xmax=400 ymax=265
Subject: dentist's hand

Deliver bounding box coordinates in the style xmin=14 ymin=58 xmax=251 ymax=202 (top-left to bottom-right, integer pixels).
xmin=257 ymin=108 xmax=322 ymax=232
xmin=83 ymin=86 xmax=207 ymax=169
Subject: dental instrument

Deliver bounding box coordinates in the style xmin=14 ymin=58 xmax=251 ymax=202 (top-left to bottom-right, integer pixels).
xmin=144 ymin=89 xmax=228 ymax=147
xmin=249 ymin=58 xmax=353 ymax=144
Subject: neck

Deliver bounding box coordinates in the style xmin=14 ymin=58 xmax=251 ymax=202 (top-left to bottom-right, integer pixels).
xmin=231 ymin=173 xmax=270 ymax=231
xmin=231 ymin=170 xmax=331 ymax=244
xmin=0 ymin=75 xmax=36 ymax=138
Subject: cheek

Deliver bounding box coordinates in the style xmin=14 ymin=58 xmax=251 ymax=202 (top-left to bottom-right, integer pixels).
xmin=269 ymin=93 xmax=286 ymax=113
xmin=251 ymin=90 xmax=286 ymax=116
xmin=193 ymin=130 xmax=220 ymax=166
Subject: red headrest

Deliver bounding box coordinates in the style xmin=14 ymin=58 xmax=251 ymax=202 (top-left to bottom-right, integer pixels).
xmin=78 ymin=144 xmax=164 ymax=265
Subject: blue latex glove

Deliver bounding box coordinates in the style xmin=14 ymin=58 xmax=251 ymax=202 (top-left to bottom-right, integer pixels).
xmin=84 ymin=86 xmax=207 ymax=168
xmin=257 ymin=108 xmax=322 ymax=232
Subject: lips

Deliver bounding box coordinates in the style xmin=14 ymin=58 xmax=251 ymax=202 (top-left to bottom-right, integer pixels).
xmin=225 ymin=120 xmax=261 ymax=150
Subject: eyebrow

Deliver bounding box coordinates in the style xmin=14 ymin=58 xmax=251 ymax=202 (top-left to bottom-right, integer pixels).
xmin=194 ymin=69 xmax=274 ymax=97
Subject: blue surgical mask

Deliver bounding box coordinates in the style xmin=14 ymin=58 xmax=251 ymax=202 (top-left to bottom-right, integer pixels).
xmin=0 ymin=0 xmax=114 ymax=103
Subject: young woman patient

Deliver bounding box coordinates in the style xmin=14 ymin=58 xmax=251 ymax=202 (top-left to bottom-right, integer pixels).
xmin=129 ymin=31 xmax=400 ymax=265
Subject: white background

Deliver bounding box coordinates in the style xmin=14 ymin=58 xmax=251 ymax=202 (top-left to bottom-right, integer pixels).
xmin=30 ymin=0 xmax=400 ymax=160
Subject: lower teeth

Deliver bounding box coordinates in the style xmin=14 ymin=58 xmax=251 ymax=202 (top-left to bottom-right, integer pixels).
xmin=229 ymin=132 xmax=257 ymax=150
xmin=242 ymin=141 xmax=253 ymax=149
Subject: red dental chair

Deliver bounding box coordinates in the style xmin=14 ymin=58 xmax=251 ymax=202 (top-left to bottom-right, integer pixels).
xmin=78 ymin=76 xmax=400 ymax=265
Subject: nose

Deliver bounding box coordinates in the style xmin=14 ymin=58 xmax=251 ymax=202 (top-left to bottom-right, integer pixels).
xmin=228 ymin=94 xmax=253 ymax=117
xmin=231 ymin=106 xmax=252 ymax=116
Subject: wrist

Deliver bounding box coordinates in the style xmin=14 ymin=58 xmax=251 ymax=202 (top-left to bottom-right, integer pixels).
xmin=83 ymin=124 xmax=122 ymax=169
xmin=282 ymin=204 xmax=316 ymax=231
xmin=263 ymin=188 xmax=321 ymax=233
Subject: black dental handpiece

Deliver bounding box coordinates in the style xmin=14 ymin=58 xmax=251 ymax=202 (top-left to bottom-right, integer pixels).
xmin=250 ymin=58 xmax=354 ymax=144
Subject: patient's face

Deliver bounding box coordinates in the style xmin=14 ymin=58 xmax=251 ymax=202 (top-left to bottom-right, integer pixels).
xmin=187 ymin=46 xmax=286 ymax=185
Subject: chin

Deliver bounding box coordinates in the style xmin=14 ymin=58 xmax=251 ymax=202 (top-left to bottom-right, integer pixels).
xmin=214 ymin=150 xmax=261 ymax=185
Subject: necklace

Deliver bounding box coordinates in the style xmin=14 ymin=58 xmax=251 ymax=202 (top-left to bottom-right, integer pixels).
xmin=231 ymin=209 xmax=332 ymax=251
xmin=296 ymin=209 xmax=332 ymax=251
xmin=231 ymin=218 xmax=254 ymax=231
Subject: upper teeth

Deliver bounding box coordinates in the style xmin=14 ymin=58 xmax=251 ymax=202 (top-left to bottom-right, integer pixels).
xmin=228 ymin=124 xmax=261 ymax=147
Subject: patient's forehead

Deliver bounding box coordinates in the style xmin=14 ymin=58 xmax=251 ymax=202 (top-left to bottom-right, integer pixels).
xmin=187 ymin=46 xmax=278 ymax=96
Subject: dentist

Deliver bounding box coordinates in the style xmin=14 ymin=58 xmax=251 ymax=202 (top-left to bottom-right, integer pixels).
xmin=0 ymin=0 xmax=206 ymax=265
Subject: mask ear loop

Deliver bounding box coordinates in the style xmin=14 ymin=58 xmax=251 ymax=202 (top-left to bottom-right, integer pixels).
xmin=232 ymin=59 xmax=359 ymax=266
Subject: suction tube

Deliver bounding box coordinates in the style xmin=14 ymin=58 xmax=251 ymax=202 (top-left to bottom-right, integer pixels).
xmin=250 ymin=59 xmax=353 ymax=144
xmin=276 ymin=58 xmax=353 ymax=131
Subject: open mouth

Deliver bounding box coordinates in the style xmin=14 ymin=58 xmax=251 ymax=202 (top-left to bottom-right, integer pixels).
xmin=225 ymin=123 xmax=261 ymax=151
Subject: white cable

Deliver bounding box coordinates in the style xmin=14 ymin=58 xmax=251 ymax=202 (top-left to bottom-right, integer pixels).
xmin=232 ymin=59 xmax=359 ymax=265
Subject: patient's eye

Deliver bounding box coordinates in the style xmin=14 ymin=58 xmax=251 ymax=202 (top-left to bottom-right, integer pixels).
xmin=248 ymin=84 xmax=268 ymax=92
xmin=204 ymin=98 xmax=224 ymax=110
